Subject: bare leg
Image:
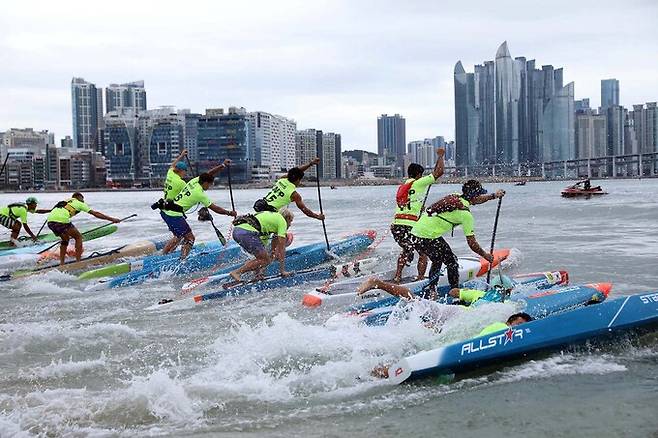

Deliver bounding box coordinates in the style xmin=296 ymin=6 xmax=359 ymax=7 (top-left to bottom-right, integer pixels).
xmin=10 ymin=223 xmax=21 ymax=245
xmin=69 ymin=227 xmax=84 ymax=262
xmin=416 ymin=253 xmax=428 ymax=280
xmin=179 ymin=232 xmax=195 ymax=260
xmin=59 ymin=241 xmax=68 ymax=265
xmin=162 ymin=236 xmax=182 ymax=255
xmin=357 ymin=277 xmax=414 ymax=299
xmin=229 ymin=251 xmax=271 ymax=282
xmin=393 ymin=251 xmax=409 ymax=283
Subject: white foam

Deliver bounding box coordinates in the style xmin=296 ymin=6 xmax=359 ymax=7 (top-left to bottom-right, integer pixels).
xmin=27 ymin=353 xmax=108 ymax=379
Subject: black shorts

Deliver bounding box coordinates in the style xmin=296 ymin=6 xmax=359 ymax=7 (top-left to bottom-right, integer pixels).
xmin=47 ymin=222 xmax=74 ymax=238
xmin=0 ymin=215 xmax=18 ymax=230
xmin=390 ymin=224 xmax=416 ymax=253
xmin=413 ymin=236 xmax=460 ymax=289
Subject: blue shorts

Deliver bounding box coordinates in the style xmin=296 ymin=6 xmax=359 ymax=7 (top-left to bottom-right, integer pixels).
xmin=160 ymin=211 xmax=192 ymax=238
xmin=233 ymin=227 xmax=266 ymax=256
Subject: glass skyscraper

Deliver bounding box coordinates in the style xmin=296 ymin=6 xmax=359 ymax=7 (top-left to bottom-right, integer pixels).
xmin=600 ymin=79 xmax=620 ymax=111
xmin=377 ymin=114 xmax=406 ymax=168
xmin=71 ymin=77 xmax=103 ymax=151
xmin=106 ymin=81 xmax=147 ymax=114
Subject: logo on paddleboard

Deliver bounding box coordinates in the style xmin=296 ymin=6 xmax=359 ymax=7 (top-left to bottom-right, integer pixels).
xmin=395 ymin=367 xmax=404 ymax=376
xmin=640 ymin=292 xmax=658 ymax=304
xmin=460 ymin=328 xmax=524 ymax=355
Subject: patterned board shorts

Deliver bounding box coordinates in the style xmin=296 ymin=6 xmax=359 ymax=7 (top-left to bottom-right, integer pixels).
xmin=0 ymin=214 xmax=18 ymax=230
xmin=390 ymin=224 xmax=417 ymax=254
xmin=232 ymin=227 xmax=266 ymax=256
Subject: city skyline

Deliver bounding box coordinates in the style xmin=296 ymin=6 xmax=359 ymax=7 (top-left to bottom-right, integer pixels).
xmin=2 ymin=0 xmax=657 ymax=152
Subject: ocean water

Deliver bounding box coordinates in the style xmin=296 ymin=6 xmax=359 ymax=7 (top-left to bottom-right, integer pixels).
xmin=1 ymin=179 xmax=657 ymax=437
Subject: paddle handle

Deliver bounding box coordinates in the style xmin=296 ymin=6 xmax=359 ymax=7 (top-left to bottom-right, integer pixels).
xmin=486 ymin=197 xmax=503 ymax=283
xmin=315 ymin=174 xmax=330 ymax=252
xmin=227 ymin=164 xmax=235 ymax=212
xmin=0 ymin=153 xmax=9 ymax=180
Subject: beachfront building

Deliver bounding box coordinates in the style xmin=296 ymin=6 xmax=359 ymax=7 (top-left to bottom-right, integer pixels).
xmin=71 ymin=77 xmax=104 ymax=152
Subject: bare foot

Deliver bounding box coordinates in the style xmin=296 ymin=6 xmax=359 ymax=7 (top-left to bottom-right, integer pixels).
xmin=414 ymin=275 xmax=426 ymax=281
xmin=391 ymin=277 xmax=401 ymax=284
xmin=371 ymin=364 xmax=389 ymax=378
xmin=229 ymin=271 xmax=241 ymax=282
xmin=357 ymin=277 xmax=379 ymax=295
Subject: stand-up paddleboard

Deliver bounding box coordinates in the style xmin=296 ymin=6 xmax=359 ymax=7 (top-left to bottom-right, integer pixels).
xmin=84 ymin=241 xmax=244 ymax=291
xmin=332 ymin=271 xmax=573 ymax=327
xmin=0 ymin=235 xmax=170 ymax=281
xmin=386 ymin=290 xmax=656 ymax=385
xmin=0 ymin=225 xmax=119 ymax=271
xmin=148 ymin=258 xmax=380 ymax=311
xmin=302 ymin=249 xmax=511 ymax=308
xmin=0 ymin=224 xmax=123 ymax=251
xmin=183 ymin=230 xmax=377 ymax=293
xmin=78 ymin=240 xmax=228 ymax=281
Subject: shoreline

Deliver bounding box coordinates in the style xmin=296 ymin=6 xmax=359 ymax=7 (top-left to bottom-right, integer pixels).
xmin=0 ymin=175 xmax=652 ymax=194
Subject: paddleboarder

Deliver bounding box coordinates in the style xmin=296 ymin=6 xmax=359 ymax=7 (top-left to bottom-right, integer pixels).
xmin=253 ymin=158 xmax=324 ymax=221
xmin=0 ymin=197 xmax=50 ymax=246
xmin=47 ymin=193 xmax=121 ymax=265
xmin=229 ymin=209 xmax=294 ymax=281
xmin=160 ymin=173 xmax=237 ymax=259
xmin=390 ymin=148 xmax=445 ymax=283
xmin=410 ymin=180 xmax=505 ymax=296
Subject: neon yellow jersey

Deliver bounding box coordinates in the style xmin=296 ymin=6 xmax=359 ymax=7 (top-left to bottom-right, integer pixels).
xmin=392 ymin=174 xmax=436 ymax=227
xmin=0 ymin=205 xmax=29 ymax=224
xmin=411 ymin=196 xmax=474 ymax=239
xmin=164 ymin=169 xmax=186 ymax=201
xmin=263 ymin=178 xmax=296 ymax=210
xmin=478 ymin=322 xmax=509 ymax=337
xmin=47 ymin=199 xmax=91 ymax=224
xmin=163 ymin=177 xmax=212 ymax=217
xmin=236 ymin=211 xmax=288 ymax=243
xmin=459 ymin=288 xmax=485 ymax=304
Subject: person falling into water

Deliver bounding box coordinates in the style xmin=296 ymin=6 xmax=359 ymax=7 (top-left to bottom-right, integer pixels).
xmin=254 ymin=157 xmax=325 ymax=221
xmin=160 ymin=173 xmax=237 ymax=260
xmin=410 ymin=180 xmax=505 ymax=297
xmin=390 ymin=148 xmax=445 ymax=283
xmin=0 ymin=197 xmax=51 ymax=246
xmin=46 ymin=193 xmax=121 ymax=265
xmin=229 ymin=209 xmax=294 ymax=282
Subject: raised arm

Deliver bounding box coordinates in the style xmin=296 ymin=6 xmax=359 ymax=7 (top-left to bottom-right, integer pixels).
xmin=22 ymin=223 xmax=37 ymax=240
xmin=291 ymin=191 xmax=324 ymax=220
xmin=297 ymin=157 xmax=320 ymax=173
xmin=89 ymin=210 xmax=121 ymax=223
xmin=471 ymin=189 xmax=505 ymax=205
xmin=208 ymin=159 xmax=232 ymax=177
xmin=170 ymin=149 xmax=188 ymax=169
xmin=432 ymin=148 xmax=445 ymax=179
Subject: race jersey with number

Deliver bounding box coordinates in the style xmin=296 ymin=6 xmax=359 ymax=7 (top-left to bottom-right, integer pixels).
xmin=163 ymin=169 xmax=186 ymax=201
xmin=263 ymin=178 xmax=296 ymax=210
xmin=163 ymin=177 xmax=212 ymax=217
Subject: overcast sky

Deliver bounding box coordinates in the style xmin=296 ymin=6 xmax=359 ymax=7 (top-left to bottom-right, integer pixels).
xmin=2 ymin=0 xmax=657 ymax=152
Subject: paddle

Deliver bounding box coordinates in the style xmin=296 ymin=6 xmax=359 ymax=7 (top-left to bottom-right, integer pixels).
xmin=197 ymin=207 xmax=227 ymax=246
xmin=486 ymin=197 xmax=503 ymax=284
xmin=0 ymin=153 xmax=9 ymax=180
xmin=315 ymin=173 xmax=339 ymax=261
xmin=227 ymin=163 xmax=236 ymax=212
xmin=38 ymin=214 xmax=137 ymax=254
xmin=34 ymin=219 xmax=48 ymax=239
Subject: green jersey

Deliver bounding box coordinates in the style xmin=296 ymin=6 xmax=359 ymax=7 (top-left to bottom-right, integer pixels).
xmin=236 ymin=211 xmax=288 ymax=243
xmin=458 ymin=288 xmax=486 ymax=304
xmin=263 ymin=178 xmax=296 ymax=210
xmin=163 ymin=177 xmax=212 ymax=217
xmin=0 ymin=204 xmax=29 ymax=224
xmin=393 ymin=174 xmax=436 ymax=227
xmin=411 ymin=196 xmax=474 ymax=239
xmin=164 ymin=168 xmax=186 ymax=201
xmin=47 ymin=198 xmax=91 ymax=224
xmin=478 ymin=322 xmax=509 ymax=337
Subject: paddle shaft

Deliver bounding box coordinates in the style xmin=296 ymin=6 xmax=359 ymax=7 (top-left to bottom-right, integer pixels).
xmin=227 ymin=164 xmax=235 ymax=211
xmin=0 ymin=154 xmax=9 ymax=180
xmin=34 ymin=219 xmax=48 ymax=239
xmin=39 ymin=214 xmax=137 ymax=253
xmin=486 ymin=197 xmax=503 ymax=283
xmin=315 ymin=175 xmax=330 ymax=252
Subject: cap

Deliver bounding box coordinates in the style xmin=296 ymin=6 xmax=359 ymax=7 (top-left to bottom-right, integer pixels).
xmin=462 ymin=179 xmax=487 ymax=199
xmin=175 ymin=161 xmax=189 ymax=171
xmin=25 ymin=196 xmax=38 ymax=205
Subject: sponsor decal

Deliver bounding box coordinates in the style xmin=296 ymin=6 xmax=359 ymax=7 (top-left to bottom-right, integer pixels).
xmin=528 ymin=285 xmax=579 ymax=299
xmin=395 ymin=367 xmax=404 ymax=376
xmin=640 ymin=292 xmax=658 ymax=304
xmin=461 ymin=328 xmax=524 ymax=355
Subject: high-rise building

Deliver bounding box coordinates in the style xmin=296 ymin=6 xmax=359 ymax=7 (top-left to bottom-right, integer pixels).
xmin=71 ymin=77 xmax=103 ymax=151
xmin=630 ymin=102 xmax=658 ymax=154
xmin=575 ymin=110 xmax=607 ymax=159
xmin=407 ymin=137 xmax=445 ymax=169
xmin=103 ymin=110 xmax=139 ymax=184
xmin=455 ymin=42 xmax=575 ymax=165
xmin=542 ymin=82 xmax=575 ymax=162
xmin=106 ymin=81 xmax=147 ymax=114
xmin=320 ymin=132 xmax=341 ymax=179
xmin=295 ymin=129 xmax=323 ymax=179
xmin=600 ymin=79 xmax=620 ymax=112
xmin=377 ymin=114 xmax=406 ymax=168
xmin=138 ymin=107 xmax=186 ymax=182
xmin=197 ymin=107 xmax=251 ymax=183
xmin=605 ymin=105 xmax=626 ymax=156
xmin=575 ymin=99 xmax=590 ymax=114
xmin=247 ymin=112 xmax=297 ymax=173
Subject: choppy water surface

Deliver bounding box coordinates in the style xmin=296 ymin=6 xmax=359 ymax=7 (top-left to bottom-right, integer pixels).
xmin=1 ymin=179 xmax=657 ymax=437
